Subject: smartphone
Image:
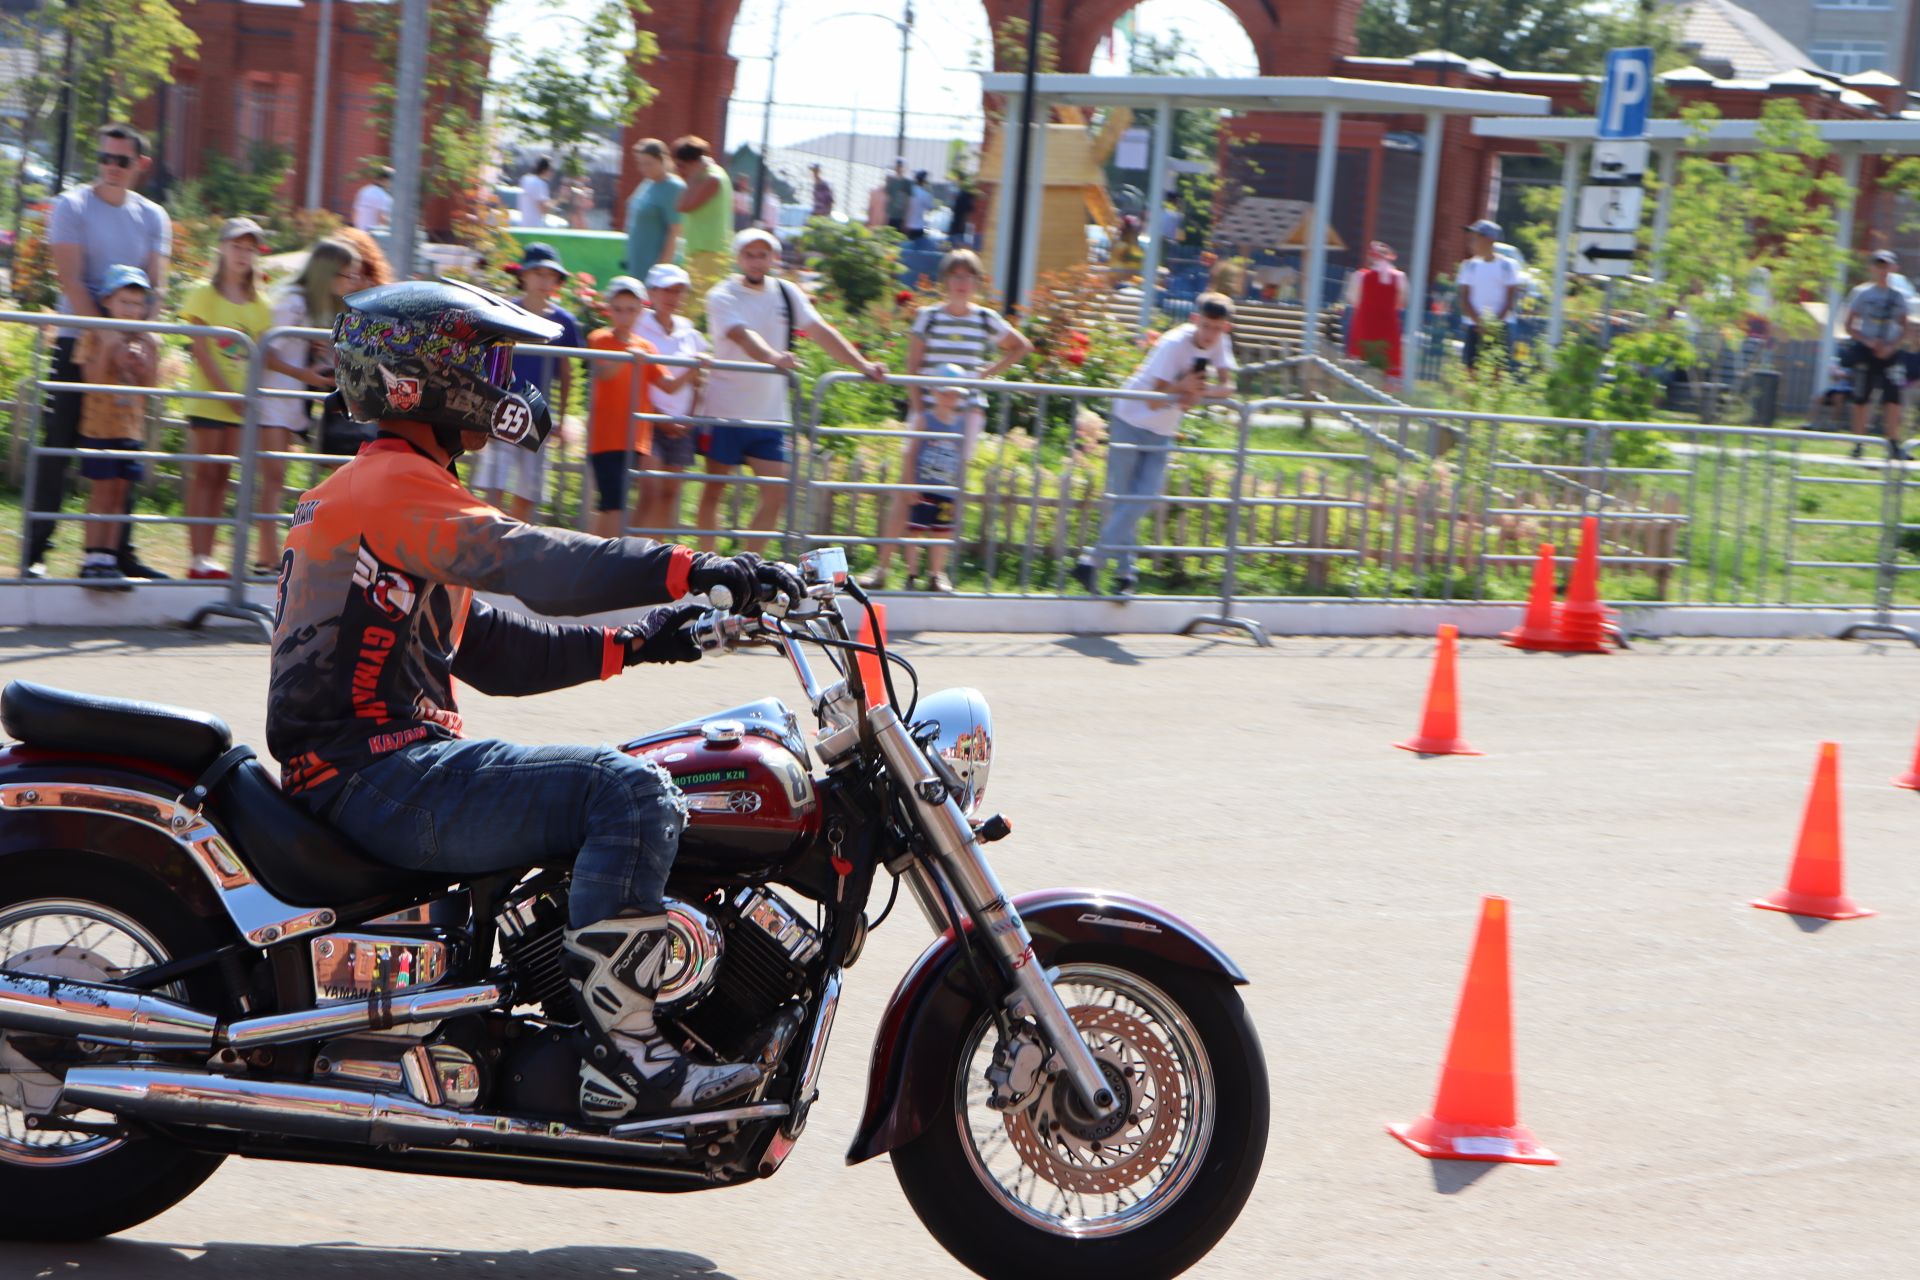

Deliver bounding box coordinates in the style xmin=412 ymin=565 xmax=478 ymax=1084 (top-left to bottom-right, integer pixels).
xmin=1191 ymin=357 xmax=1210 ymax=374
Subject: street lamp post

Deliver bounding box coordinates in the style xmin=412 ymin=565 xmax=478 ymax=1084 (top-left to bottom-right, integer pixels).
xmin=751 ymin=0 xmax=788 ymax=229
xmin=387 ymin=0 xmax=428 ymax=278
xmin=893 ymin=1 xmax=914 ymax=162
xmin=1002 ymin=0 xmax=1043 ymax=315
xmin=305 ymin=0 xmax=335 ymax=211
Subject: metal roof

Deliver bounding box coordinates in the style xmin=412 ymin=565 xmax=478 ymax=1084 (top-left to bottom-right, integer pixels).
xmin=976 ymin=73 xmax=1551 ymax=116
xmin=1471 ymin=116 xmax=1920 ymax=150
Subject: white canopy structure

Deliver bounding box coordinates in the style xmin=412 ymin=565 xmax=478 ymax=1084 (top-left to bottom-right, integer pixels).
xmin=1471 ymin=114 xmax=1920 ymax=375
xmin=979 ymin=73 xmax=1552 ymax=363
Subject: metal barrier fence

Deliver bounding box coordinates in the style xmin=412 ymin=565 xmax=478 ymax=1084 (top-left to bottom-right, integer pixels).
xmin=2 ymin=311 xmax=1916 ymax=645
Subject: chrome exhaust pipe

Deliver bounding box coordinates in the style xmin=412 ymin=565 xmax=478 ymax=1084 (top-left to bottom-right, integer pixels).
xmin=60 ymin=1067 xmax=786 ymax=1163
xmin=0 ymin=970 xmax=503 ymax=1054
xmin=0 ymin=969 xmax=218 ymax=1050
xmin=223 ymin=983 xmax=505 ymax=1049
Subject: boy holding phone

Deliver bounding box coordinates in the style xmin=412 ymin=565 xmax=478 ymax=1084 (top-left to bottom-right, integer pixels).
xmin=1072 ymin=292 xmax=1237 ymax=596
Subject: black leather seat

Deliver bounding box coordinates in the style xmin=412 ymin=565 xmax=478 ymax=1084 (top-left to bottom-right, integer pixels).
xmin=209 ymin=760 xmax=446 ymax=907
xmin=2 ymin=680 xmax=442 ymax=909
xmin=1 ymin=680 xmax=232 ymax=774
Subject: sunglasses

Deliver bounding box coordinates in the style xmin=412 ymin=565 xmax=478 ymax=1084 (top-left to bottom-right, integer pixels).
xmin=96 ymin=151 xmax=135 ymax=169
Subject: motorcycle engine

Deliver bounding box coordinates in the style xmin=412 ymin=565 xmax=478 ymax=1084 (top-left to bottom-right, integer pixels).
xmin=496 ymin=883 xmax=821 ymax=1057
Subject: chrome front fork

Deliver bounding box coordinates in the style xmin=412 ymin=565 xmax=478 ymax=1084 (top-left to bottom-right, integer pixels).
xmin=869 ymin=706 xmax=1116 ymax=1116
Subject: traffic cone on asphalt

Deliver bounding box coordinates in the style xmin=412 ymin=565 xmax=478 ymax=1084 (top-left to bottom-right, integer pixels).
xmin=1501 ymin=543 xmax=1563 ymax=651
xmin=1388 ymin=896 xmax=1558 ymax=1165
xmin=1395 ymin=624 xmax=1481 ymax=756
xmin=1752 ymin=742 xmax=1875 ymax=920
xmin=852 ymin=603 xmax=889 ymax=709
xmin=1552 ymin=516 xmax=1619 ymax=654
xmin=1893 ymin=723 xmax=1920 ymax=790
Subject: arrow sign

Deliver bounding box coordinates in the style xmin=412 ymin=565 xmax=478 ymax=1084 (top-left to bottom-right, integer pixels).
xmin=1576 ymin=232 xmax=1638 ymax=276
xmin=1577 ymin=185 xmax=1644 ymax=232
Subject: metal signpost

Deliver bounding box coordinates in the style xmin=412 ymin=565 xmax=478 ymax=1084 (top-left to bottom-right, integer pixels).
xmin=1579 ymin=47 xmax=1653 ymax=345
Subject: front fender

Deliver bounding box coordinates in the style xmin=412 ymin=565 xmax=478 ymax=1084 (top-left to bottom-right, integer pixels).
xmin=845 ymin=888 xmax=1246 ymax=1166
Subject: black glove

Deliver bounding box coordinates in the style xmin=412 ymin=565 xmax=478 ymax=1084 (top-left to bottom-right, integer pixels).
xmin=618 ymin=605 xmax=706 ymax=666
xmin=686 ymin=552 xmax=805 ymax=616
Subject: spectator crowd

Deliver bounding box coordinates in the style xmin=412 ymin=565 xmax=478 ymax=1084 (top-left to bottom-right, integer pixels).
xmin=23 ymin=120 xmax=1246 ymax=600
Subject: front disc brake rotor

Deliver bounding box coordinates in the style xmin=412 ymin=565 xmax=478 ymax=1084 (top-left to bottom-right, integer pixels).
xmin=1001 ymin=1005 xmax=1185 ymax=1196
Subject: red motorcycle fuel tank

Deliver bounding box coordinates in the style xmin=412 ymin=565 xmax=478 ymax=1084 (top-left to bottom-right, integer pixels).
xmin=625 ymin=719 xmax=821 ymax=872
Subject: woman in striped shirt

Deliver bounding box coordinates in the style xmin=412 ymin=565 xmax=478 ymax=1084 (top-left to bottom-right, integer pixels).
xmin=863 ymin=249 xmax=1032 ymax=590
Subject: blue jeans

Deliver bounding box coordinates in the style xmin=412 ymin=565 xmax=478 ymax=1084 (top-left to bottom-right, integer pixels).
xmin=1086 ymin=417 xmax=1175 ymax=579
xmin=323 ymin=739 xmax=687 ymax=927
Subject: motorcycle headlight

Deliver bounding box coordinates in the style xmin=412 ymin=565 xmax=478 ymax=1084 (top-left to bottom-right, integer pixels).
xmin=916 ymin=687 xmax=993 ymax=815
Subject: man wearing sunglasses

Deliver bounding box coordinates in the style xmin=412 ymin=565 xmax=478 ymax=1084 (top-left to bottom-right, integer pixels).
xmin=26 ymin=122 xmax=172 ymax=581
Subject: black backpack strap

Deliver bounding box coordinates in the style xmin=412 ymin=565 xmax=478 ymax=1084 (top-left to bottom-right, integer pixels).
xmin=776 ymin=278 xmax=797 ymax=351
xmin=178 ymin=744 xmax=257 ymax=814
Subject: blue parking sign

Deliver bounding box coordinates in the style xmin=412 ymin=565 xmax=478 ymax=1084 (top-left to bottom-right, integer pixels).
xmin=1598 ymin=47 xmax=1653 ymax=139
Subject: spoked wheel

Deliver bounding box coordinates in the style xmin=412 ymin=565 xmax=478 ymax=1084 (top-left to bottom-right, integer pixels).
xmin=894 ymin=953 xmax=1269 ymax=1280
xmin=0 ymin=856 xmax=228 ymax=1240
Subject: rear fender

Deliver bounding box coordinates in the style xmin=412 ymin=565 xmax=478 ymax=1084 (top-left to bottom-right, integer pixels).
xmin=845 ymin=888 xmax=1246 ymax=1165
xmin=0 ymin=752 xmax=317 ymax=946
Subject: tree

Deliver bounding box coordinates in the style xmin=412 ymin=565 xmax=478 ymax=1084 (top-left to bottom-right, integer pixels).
xmin=1354 ymin=0 xmax=1665 ymax=73
xmin=364 ymin=0 xmax=494 ymax=204
xmin=496 ymin=0 xmax=657 ymax=179
xmin=1654 ymin=99 xmax=1849 ymax=344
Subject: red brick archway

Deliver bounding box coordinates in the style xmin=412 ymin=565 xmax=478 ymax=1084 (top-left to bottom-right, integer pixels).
xmin=618 ymin=0 xmax=1364 ymax=206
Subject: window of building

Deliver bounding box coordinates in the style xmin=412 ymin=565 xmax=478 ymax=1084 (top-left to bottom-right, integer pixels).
xmin=1807 ymin=40 xmax=1889 ymax=74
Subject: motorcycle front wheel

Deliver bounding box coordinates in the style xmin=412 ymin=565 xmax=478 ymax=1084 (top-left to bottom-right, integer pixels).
xmin=892 ymin=950 xmax=1269 ymax=1280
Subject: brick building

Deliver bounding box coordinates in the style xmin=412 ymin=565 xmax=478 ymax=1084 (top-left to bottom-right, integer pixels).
xmin=137 ymin=0 xmax=486 ymax=233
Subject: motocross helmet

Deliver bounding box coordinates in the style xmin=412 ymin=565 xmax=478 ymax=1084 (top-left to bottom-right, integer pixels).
xmin=333 ymin=279 xmax=562 ymax=457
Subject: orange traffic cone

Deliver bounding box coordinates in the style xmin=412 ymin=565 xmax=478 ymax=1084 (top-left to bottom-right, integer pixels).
xmin=1501 ymin=543 xmax=1563 ymax=651
xmin=1552 ymin=516 xmax=1619 ymax=654
xmin=852 ymin=603 xmax=889 ymax=709
xmin=1893 ymin=723 xmax=1920 ymax=790
xmin=1395 ymin=624 xmax=1481 ymax=756
xmin=1389 ymin=896 xmax=1558 ymax=1165
xmin=1753 ymin=742 xmax=1874 ymax=920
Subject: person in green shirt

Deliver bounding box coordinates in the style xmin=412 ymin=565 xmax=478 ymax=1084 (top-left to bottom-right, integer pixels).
xmin=624 ymin=138 xmax=685 ymax=279
xmin=672 ymin=136 xmax=734 ymax=315
xmin=178 ymin=216 xmax=274 ymax=578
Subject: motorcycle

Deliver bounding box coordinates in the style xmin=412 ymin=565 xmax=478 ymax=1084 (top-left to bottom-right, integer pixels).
xmin=0 ymin=547 xmax=1267 ymax=1278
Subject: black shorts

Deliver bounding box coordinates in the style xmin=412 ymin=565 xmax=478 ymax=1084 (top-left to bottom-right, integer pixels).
xmin=1847 ymin=345 xmax=1907 ymax=406
xmin=588 ymin=450 xmax=630 ymax=513
xmin=78 ymin=436 xmax=145 ymax=482
xmin=907 ymin=492 xmax=955 ymax=532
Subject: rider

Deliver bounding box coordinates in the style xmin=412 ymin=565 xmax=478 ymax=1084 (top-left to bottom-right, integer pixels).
xmin=266 ymin=279 xmax=804 ymax=1122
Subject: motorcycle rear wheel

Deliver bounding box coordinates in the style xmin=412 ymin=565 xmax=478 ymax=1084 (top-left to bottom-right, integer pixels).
xmin=0 ymin=854 xmax=229 ymax=1241
xmin=892 ymin=949 xmax=1269 ymax=1280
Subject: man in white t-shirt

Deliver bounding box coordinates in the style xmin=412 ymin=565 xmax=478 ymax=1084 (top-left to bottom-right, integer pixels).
xmin=1455 ymin=218 xmax=1520 ymax=371
xmin=1072 ymin=292 xmax=1239 ymax=596
xmin=518 ymin=157 xmax=555 ymax=228
xmin=698 ymin=228 xmax=885 ymax=553
xmin=351 ymin=166 xmax=393 ymax=231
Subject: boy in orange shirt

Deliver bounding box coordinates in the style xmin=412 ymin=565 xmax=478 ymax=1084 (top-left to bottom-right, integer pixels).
xmin=585 ymin=276 xmax=699 ymax=537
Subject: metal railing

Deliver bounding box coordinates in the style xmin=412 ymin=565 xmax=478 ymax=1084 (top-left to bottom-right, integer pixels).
xmin=2 ymin=311 xmax=1917 ymax=646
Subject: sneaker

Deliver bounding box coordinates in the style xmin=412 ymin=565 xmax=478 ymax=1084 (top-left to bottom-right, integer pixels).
xmin=117 ymin=553 xmax=171 ymax=581
xmin=1851 ymin=441 xmax=1865 ymax=459
xmin=1069 ymin=561 xmax=1097 ymax=593
xmin=79 ymin=562 xmax=133 ymax=593
xmin=1112 ymin=575 xmax=1138 ymax=598
xmin=564 ymin=914 xmax=763 ymax=1122
xmin=856 ymin=570 xmax=889 ymax=591
xmin=927 ymin=572 xmax=955 ymax=594
xmin=23 ymin=561 xmax=47 ymax=581
xmin=188 ymin=557 xmax=231 ymax=581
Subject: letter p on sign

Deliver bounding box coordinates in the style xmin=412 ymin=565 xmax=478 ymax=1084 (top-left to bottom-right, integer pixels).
xmin=1599 ymin=47 xmax=1653 ymax=140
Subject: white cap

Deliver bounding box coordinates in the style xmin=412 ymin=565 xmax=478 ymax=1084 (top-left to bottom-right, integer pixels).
xmin=604 ymin=274 xmax=646 ymax=302
xmin=734 ymin=228 xmax=782 ymax=254
xmin=645 ymin=262 xmax=691 ymax=290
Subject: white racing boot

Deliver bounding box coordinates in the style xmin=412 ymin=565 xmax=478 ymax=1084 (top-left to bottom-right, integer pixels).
xmin=563 ymin=913 xmax=764 ymax=1122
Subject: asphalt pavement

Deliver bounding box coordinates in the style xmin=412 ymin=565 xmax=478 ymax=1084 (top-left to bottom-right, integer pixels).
xmin=2 ymin=627 xmax=1918 ymax=1278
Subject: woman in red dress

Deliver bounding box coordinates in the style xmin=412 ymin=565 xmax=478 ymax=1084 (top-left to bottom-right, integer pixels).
xmin=1344 ymin=240 xmax=1408 ymax=387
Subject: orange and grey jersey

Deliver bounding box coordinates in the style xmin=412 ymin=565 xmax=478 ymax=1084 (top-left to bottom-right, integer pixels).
xmin=267 ymin=437 xmax=692 ymax=805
